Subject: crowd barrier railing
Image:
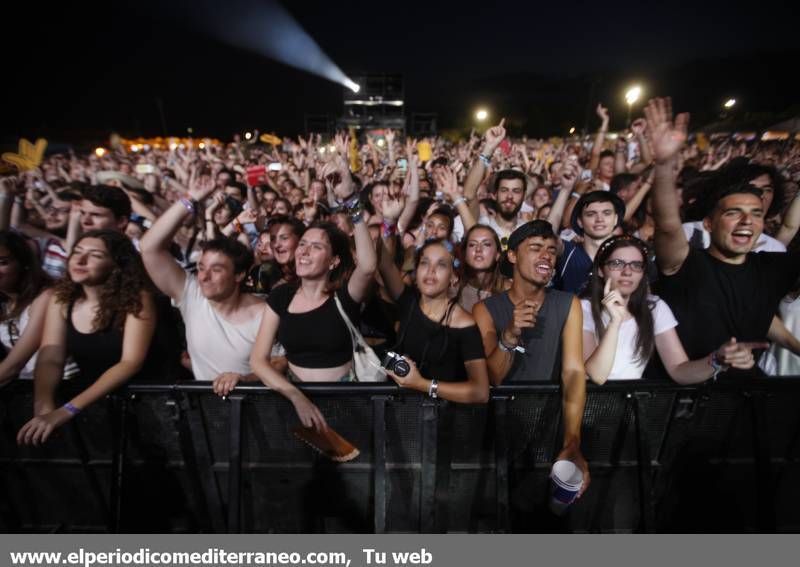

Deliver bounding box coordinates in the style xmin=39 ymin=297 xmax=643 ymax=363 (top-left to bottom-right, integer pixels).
xmin=0 ymin=378 xmax=799 ymax=533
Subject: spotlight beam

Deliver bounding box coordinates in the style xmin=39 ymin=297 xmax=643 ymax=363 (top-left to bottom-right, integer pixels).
xmin=179 ymin=0 xmax=357 ymax=91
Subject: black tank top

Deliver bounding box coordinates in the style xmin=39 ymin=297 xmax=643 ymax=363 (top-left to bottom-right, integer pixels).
xmin=65 ymin=300 xmax=163 ymax=384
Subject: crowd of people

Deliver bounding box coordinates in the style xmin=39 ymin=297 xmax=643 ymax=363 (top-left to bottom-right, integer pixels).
xmin=2 ymin=97 xmax=800 ymax=499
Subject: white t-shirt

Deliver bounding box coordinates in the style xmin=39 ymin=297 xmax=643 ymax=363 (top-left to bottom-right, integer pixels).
xmin=682 ymin=221 xmax=786 ymax=253
xmin=762 ymin=295 xmax=800 ymax=376
xmin=477 ymin=214 xmax=527 ymax=247
xmin=175 ymin=275 xmax=263 ymax=381
xmin=0 ymin=306 xmax=35 ymax=379
xmin=581 ymin=296 xmax=678 ymax=381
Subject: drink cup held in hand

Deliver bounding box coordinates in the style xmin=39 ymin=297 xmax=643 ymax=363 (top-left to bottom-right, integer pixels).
xmin=549 ymin=459 xmax=583 ymax=515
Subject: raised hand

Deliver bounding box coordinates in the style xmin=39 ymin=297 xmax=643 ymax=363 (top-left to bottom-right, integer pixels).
xmin=237 ymin=207 xmax=259 ymax=225
xmin=596 ymin=104 xmax=610 ymax=128
xmin=434 ymin=167 xmax=461 ymax=200
xmin=187 ymin=172 xmax=215 ymax=202
xmin=559 ymin=161 xmax=581 ymax=191
xmin=381 ymin=193 xmax=405 ymax=222
xmin=602 ymin=278 xmax=627 ymax=324
xmin=483 ymin=118 xmax=507 ymax=156
xmin=644 ymin=97 xmax=690 ymax=164
xmin=631 ymin=118 xmax=647 ymax=137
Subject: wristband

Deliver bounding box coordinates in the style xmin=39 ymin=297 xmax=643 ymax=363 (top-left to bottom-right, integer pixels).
xmin=479 ymin=154 xmax=492 ymax=168
xmin=499 ymin=336 xmax=526 ymax=354
xmin=381 ymin=221 xmax=397 ymax=238
xmin=452 ymin=196 xmax=467 ymax=207
xmin=63 ymin=402 xmax=81 ymax=416
xmin=179 ymin=197 xmax=195 ymax=216
xmin=428 ymin=379 xmax=439 ymax=399
xmin=571 ymin=192 xmax=581 ymax=199
xmin=709 ymin=352 xmax=727 ymax=381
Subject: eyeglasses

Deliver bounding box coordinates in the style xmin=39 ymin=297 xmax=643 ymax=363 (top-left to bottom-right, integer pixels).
xmin=604 ymin=259 xmax=645 ymax=272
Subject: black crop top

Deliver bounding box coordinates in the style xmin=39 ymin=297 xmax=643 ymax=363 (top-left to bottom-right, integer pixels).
xmin=395 ymin=287 xmax=485 ymax=382
xmin=267 ymin=283 xmax=359 ymax=368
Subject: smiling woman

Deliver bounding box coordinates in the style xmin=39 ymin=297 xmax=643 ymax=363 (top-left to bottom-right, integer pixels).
xmin=250 ymin=218 xmax=377 ymax=432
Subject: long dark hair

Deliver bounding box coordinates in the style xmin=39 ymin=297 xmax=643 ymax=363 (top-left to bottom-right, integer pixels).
xmin=460 ymin=224 xmax=506 ymax=295
xmin=586 ymin=235 xmax=655 ymax=364
xmin=54 ymin=230 xmax=154 ymax=330
xmin=304 ymin=221 xmax=355 ymax=293
xmin=0 ymin=231 xmax=52 ymax=321
xmin=398 ymin=239 xmax=462 ymax=373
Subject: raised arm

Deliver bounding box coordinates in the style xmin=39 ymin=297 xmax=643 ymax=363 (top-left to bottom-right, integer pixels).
xmin=397 ymin=144 xmax=420 ymax=233
xmin=776 ymin=192 xmax=800 ymax=246
xmin=644 ymin=97 xmax=691 ymax=276
xmin=376 ymin=197 xmax=407 ymax=302
xmin=463 ymin=119 xmax=506 ymax=220
xmin=140 ymin=173 xmax=215 ymax=300
xmin=546 ymin=161 xmax=580 ymax=233
xmin=347 ymin=213 xmax=378 ymax=303
xmin=588 ymin=104 xmax=610 ymax=172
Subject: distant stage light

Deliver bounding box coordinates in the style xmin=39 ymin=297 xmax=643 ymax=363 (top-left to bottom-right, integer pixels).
xmin=94 ymin=147 xmax=106 ymax=157
xmin=344 ymin=79 xmax=360 ymax=93
xmin=569 ymin=127 xmax=576 ymax=135
xmin=199 ymin=142 xmax=206 ymax=149
xmin=376 ymin=138 xmax=386 ymax=147
xmin=475 ymin=109 xmax=488 ymax=121
xmin=245 ymin=132 xmax=253 ymax=140
xmin=724 ymin=98 xmax=736 ymax=109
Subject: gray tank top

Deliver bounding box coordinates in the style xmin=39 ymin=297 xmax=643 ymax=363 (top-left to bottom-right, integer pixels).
xmin=483 ymin=289 xmax=574 ymax=382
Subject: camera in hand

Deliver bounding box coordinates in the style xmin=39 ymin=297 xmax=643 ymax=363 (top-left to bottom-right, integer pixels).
xmin=382 ymin=351 xmax=410 ymax=377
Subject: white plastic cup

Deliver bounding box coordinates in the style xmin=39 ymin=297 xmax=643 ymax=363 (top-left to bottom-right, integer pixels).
xmin=549 ymin=459 xmax=584 ymax=516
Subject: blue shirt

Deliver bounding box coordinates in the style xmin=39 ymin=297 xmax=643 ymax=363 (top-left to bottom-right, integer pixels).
xmin=552 ymin=240 xmax=592 ymax=295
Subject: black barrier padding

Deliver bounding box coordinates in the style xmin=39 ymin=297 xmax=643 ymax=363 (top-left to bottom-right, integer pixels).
xmin=121 ymin=393 xmax=204 ymax=532
xmin=198 ymin=394 xmax=231 ymax=464
xmin=507 ymin=393 xmax=560 ymax=465
xmin=2 ymin=380 xmax=800 ymax=533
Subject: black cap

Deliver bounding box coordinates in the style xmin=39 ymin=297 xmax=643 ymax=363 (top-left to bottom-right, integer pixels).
xmin=570 ymin=191 xmax=626 ymax=236
xmin=500 ymin=220 xmax=557 ymax=277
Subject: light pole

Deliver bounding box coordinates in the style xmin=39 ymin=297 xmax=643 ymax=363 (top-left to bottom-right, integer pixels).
xmin=475 ymin=108 xmax=489 ymax=122
xmin=625 ymin=85 xmax=642 ymax=127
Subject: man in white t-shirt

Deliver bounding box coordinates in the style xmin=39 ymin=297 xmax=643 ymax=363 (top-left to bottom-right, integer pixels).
xmin=140 ymin=175 xmax=269 ymax=396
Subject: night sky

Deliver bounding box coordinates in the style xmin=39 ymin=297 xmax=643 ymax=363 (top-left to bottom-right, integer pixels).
xmin=3 ymin=0 xmax=798 ymax=147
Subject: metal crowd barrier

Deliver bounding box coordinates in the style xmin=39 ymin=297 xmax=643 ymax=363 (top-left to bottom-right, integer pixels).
xmin=0 ymin=378 xmax=798 ymax=533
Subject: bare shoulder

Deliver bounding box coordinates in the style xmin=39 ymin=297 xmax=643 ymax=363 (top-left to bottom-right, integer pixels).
xmin=450 ymin=303 xmax=477 ymax=329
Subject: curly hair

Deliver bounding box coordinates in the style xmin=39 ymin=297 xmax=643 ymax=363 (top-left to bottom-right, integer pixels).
xmin=54 ymin=230 xmax=154 ymax=330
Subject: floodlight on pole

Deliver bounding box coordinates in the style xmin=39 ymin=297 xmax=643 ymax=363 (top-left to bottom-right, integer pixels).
xmin=625 ymin=85 xmax=643 ymax=126
xmin=475 ymin=109 xmax=489 ymax=122
xmin=724 ymin=98 xmax=736 ymax=109
xmin=569 ymin=127 xmax=576 ymax=135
